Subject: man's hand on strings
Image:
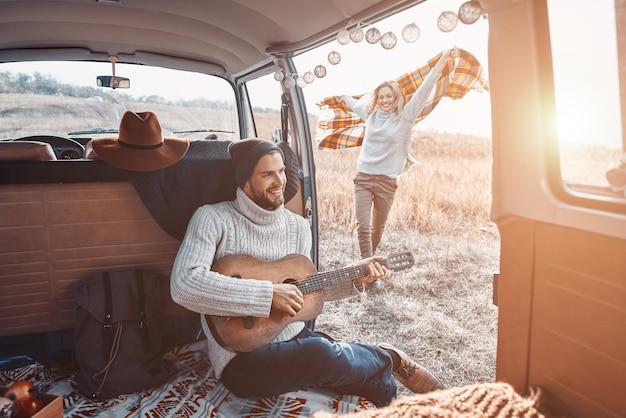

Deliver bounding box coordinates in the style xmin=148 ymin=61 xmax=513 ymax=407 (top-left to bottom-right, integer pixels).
xmin=354 ymin=256 xmax=389 ymax=286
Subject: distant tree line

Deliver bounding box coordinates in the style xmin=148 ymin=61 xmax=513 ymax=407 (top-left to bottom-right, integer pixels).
xmin=0 ymin=71 xmax=253 ymax=111
xmin=0 ymin=71 xmax=121 ymax=99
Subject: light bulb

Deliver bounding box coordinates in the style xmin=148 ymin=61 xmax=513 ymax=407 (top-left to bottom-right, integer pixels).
xmin=402 ymin=23 xmax=420 ymax=43
xmin=349 ymin=25 xmax=364 ymax=43
xmin=273 ymin=70 xmax=285 ymax=81
xmin=328 ymin=51 xmax=341 ymax=65
xmin=314 ymin=65 xmax=327 ymax=78
xmin=380 ymin=32 xmax=397 ymax=50
xmin=365 ymin=27 xmax=381 ymax=44
xmin=437 ymin=11 xmax=458 ymax=32
xmin=296 ymin=76 xmax=307 ymax=88
xmin=458 ymin=1 xmax=483 ymax=24
xmin=283 ymin=76 xmax=295 ymax=89
xmin=336 ymin=29 xmax=350 ymax=45
xmin=303 ymin=71 xmax=315 ymax=84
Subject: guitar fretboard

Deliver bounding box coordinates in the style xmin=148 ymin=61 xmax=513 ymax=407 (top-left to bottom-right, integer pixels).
xmin=294 ymin=255 xmax=413 ymax=294
xmin=296 ymin=264 xmax=370 ymax=294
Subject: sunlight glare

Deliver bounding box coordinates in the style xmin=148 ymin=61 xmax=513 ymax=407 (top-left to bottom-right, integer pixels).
xmin=555 ymin=104 xmax=587 ymax=145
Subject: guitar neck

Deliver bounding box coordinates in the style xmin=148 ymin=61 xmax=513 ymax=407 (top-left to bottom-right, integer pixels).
xmin=296 ymin=258 xmax=396 ymax=295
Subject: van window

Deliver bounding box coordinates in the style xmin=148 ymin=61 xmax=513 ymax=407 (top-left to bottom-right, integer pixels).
xmin=245 ymin=72 xmax=284 ymax=141
xmin=547 ymin=0 xmax=625 ymax=201
xmin=0 ymin=61 xmax=240 ymax=143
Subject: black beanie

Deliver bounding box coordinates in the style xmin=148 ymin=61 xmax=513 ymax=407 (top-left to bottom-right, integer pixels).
xmin=228 ymin=138 xmax=284 ymax=188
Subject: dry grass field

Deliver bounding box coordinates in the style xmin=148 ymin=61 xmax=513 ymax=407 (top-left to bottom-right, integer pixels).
xmin=312 ymin=131 xmax=499 ymax=394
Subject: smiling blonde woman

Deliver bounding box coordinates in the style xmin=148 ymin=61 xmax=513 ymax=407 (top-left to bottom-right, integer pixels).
xmin=340 ymin=48 xmax=459 ymax=259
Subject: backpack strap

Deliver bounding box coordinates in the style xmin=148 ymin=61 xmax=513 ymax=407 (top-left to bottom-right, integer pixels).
xmin=102 ymin=271 xmax=113 ymax=361
xmin=135 ymin=269 xmax=150 ymax=354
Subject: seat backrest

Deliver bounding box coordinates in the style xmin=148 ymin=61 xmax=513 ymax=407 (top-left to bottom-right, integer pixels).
xmin=0 ymin=140 xmax=304 ymax=338
xmin=0 ymin=140 xmax=57 ymax=161
xmin=0 ymin=179 xmax=182 ymax=337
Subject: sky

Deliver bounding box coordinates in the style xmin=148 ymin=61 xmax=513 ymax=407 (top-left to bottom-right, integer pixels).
xmin=546 ymin=0 xmax=622 ymax=148
xmin=289 ymin=0 xmax=622 ymax=147
xmin=5 ymin=0 xmax=492 ymax=137
xmin=292 ymin=0 xmax=491 ymax=138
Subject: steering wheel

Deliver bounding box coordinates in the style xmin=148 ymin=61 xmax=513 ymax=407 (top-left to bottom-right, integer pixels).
xmin=13 ymin=135 xmax=85 ymax=159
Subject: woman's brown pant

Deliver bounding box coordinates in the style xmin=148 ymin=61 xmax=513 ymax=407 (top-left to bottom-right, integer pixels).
xmin=353 ymin=172 xmax=398 ymax=259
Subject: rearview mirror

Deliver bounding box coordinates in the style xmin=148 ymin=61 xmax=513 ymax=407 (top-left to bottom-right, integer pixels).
xmin=96 ymin=75 xmax=130 ymax=89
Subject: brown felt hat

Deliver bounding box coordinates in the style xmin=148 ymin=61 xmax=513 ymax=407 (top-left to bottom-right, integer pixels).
xmin=89 ymin=111 xmax=189 ymax=172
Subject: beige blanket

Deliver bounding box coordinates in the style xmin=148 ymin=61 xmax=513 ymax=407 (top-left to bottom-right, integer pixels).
xmin=313 ymin=382 xmax=546 ymax=418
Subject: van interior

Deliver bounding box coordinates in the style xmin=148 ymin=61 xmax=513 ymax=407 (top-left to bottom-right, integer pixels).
xmin=0 ymin=0 xmax=625 ymax=417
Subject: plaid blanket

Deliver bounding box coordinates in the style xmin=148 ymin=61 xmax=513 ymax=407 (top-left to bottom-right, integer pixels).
xmin=316 ymin=49 xmax=489 ymax=149
xmin=0 ymin=341 xmax=375 ymax=417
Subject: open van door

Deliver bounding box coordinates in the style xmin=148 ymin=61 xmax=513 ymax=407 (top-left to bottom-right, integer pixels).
xmin=484 ymin=0 xmax=626 ymax=416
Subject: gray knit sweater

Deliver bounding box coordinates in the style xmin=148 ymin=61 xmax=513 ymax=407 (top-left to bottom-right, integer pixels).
xmin=344 ymin=68 xmax=441 ymax=178
xmin=171 ymin=188 xmax=355 ymax=378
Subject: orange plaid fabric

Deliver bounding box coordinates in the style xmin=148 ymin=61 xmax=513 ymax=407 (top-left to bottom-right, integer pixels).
xmin=316 ymin=48 xmax=489 ymax=149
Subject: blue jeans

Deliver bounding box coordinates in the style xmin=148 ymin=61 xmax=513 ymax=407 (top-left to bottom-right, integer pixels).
xmin=220 ymin=327 xmax=397 ymax=407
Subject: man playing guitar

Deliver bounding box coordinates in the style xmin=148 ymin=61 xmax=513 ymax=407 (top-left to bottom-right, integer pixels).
xmin=171 ymin=138 xmax=443 ymax=407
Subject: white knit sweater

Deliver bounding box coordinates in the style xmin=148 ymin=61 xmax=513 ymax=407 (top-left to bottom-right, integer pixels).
xmin=170 ymin=188 xmax=354 ymax=378
xmin=344 ymin=68 xmax=441 ymax=178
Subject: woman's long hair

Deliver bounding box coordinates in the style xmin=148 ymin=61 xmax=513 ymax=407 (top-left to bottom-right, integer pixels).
xmin=366 ymin=81 xmax=405 ymax=115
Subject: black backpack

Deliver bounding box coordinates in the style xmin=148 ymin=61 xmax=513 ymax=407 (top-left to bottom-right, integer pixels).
xmin=73 ymin=269 xmax=170 ymax=399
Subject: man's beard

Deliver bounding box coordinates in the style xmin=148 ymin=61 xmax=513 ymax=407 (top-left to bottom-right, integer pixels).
xmin=249 ymin=184 xmax=285 ymax=210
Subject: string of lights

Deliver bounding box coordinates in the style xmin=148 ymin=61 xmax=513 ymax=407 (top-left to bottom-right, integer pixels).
xmin=273 ymin=0 xmax=485 ymax=89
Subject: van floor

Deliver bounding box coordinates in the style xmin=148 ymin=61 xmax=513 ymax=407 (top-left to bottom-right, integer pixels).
xmin=0 ymin=330 xmax=74 ymax=371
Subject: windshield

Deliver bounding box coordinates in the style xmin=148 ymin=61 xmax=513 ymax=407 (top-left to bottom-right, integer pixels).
xmin=0 ymin=61 xmax=239 ymax=142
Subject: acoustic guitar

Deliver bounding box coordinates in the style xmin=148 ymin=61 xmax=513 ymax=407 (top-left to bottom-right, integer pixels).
xmin=206 ymin=251 xmax=415 ymax=352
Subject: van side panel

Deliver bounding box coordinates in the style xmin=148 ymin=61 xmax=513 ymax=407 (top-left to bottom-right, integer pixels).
xmin=493 ymin=216 xmax=535 ymax=391
xmin=0 ymin=182 xmax=181 ymax=337
xmin=497 ymin=216 xmax=626 ymax=418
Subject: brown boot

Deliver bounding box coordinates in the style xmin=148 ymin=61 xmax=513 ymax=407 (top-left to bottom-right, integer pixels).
xmin=379 ymin=343 xmax=444 ymax=394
